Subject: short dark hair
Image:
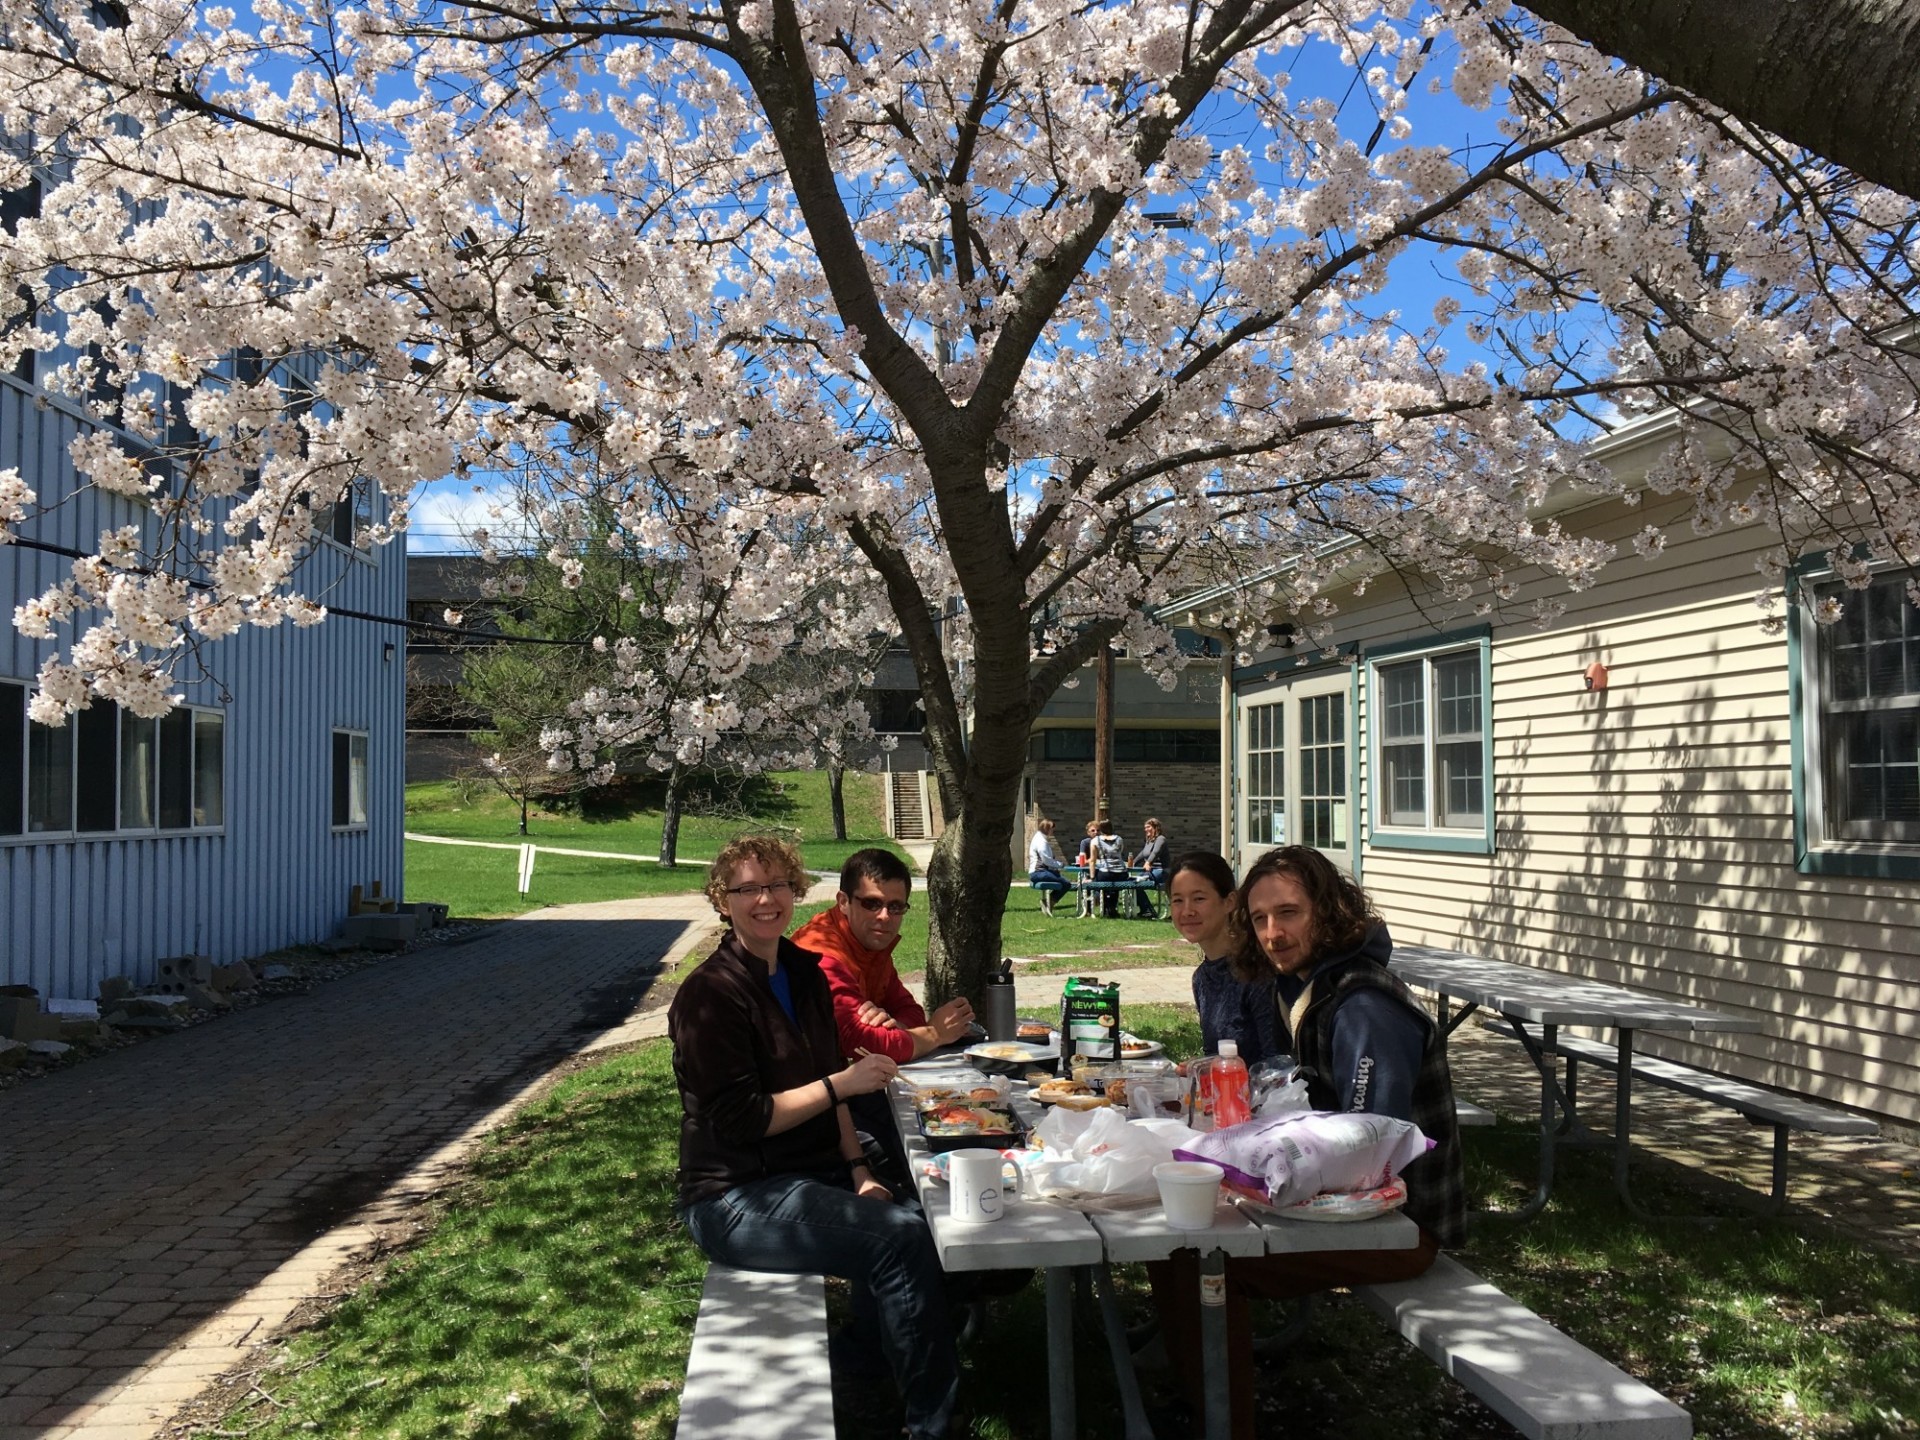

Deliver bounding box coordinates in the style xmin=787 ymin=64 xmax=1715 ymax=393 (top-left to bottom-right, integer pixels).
xmin=1230 ymin=845 xmax=1380 ymax=983
xmin=839 ymin=847 xmax=912 ymax=895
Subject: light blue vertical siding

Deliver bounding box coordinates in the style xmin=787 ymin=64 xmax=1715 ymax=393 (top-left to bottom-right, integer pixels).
xmin=0 ymin=375 xmax=407 ymax=997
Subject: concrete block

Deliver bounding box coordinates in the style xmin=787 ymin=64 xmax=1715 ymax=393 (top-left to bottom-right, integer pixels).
xmin=0 ymin=998 xmax=62 ymax=1042
xmin=339 ymin=913 xmax=419 ymax=950
xmin=157 ymin=954 xmax=213 ymax=989
xmin=45 ymin=998 xmax=99 ymax=1020
xmin=396 ymin=901 xmax=449 ymax=928
xmin=210 ymin=961 xmax=256 ymax=993
xmin=97 ymin=975 xmax=135 ymax=1003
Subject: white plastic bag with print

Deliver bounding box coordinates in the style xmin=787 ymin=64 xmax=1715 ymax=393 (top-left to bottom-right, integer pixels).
xmin=1025 ymin=1108 xmax=1201 ymax=1211
xmin=1173 ymin=1110 xmax=1430 ymax=1208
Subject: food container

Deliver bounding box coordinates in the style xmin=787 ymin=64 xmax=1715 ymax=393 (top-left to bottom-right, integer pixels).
xmin=916 ymin=1102 xmax=1028 ymax=1154
xmin=1081 ymin=1059 xmax=1176 ymax=1107
xmin=907 ymin=1077 xmax=1010 ymax=1111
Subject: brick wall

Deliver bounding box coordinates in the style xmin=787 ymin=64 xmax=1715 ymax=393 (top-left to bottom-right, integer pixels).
xmin=1026 ymin=760 xmax=1220 ymax=859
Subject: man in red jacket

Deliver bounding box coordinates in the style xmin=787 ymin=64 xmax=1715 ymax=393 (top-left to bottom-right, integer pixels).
xmin=793 ymin=848 xmax=975 ymax=1063
xmin=793 ymin=850 xmax=974 ymax=1179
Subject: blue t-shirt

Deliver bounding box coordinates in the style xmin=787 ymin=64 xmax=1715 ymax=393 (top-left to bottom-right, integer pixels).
xmin=767 ymin=961 xmax=798 ymax=1025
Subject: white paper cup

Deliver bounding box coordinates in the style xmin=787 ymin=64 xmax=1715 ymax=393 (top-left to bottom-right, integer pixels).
xmin=1154 ymin=1160 xmax=1225 ymax=1229
xmin=948 ymin=1149 xmax=1007 ymax=1224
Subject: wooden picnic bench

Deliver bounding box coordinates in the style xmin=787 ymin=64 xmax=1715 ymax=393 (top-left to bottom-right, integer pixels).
xmin=1550 ymin=1034 xmax=1879 ymax=1212
xmin=679 ymin=1264 xmax=834 ymax=1440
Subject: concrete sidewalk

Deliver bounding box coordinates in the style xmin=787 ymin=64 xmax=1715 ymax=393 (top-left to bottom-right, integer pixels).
xmin=0 ymin=894 xmax=719 ymax=1440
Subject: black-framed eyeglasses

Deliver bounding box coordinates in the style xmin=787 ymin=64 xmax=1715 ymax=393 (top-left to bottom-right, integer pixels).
xmin=725 ymin=880 xmax=794 ymax=899
xmin=853 ymin=895 xmax=911 ymax=917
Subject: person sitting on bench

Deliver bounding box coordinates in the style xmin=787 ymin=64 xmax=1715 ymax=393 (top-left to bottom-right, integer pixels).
xmin=1153 ymin=845 xmax=1465 ymax=1440
xmin=1027 ymin=819 xmax=1070 ymax=915
xmin=1089 ymin=818 xmax=1129 ymax=917
xmin=1127 ymin=817 xmax=1170 ymax=919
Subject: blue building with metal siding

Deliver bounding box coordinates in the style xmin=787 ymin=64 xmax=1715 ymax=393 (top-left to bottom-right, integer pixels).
xmin=0 ymin=372 xmax=406 ymax=1000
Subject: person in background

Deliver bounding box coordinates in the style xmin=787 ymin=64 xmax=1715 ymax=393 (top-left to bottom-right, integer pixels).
xmin=1154 ymin=845 xmax=1464 ymax=1440
xmin=1076 ymin=819 xmax=1099 ymax=866
xmin=1027 ymin=819 xmax=1070 ymax=915
xmin=670 ymin=835 xmax=958 ymax=1440
xmin=1089 ymin=817 xmax=1130 ymax=917
xmin=1168 ymin=850 xmax=1280 ymax=1064
xmin=792 ymin=848 xmax=973 ymax=1175
xmin=1128 ymin=816 xmax=1171 ymax=919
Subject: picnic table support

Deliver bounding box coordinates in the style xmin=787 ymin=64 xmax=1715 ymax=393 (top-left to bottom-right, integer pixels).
xmin=1046 ymin=1267 xmax=1076 ymax=1440
xmin=1092 ymin=1264 xmax=1156 ymax=1440
xmin=1200 ymin=1249 xmax=1230 ymax=1440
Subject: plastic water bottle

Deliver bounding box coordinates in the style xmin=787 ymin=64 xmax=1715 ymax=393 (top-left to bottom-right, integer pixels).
xmin=1193 ymin=1039 xmax=1253 ymax=1131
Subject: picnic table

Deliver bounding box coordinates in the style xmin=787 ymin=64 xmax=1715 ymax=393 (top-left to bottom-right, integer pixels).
xmin=1061 ymin=863 xmax=1161 ymax=918
xmin=889 ymin=1055 xmax=1419 ymax=1440
xmin=1388 ymin=943 xmax=1763 ymax=1220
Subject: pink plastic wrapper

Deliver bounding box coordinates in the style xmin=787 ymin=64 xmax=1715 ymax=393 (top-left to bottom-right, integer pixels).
xmin=1172 ymin=1110 xmax=1431 ymax=1208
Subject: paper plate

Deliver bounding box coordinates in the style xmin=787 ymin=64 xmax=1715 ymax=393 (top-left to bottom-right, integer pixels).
xmin=965 ymin=1039 xmax=1060 ymax=1065
xmin=1117 ymin=1034 xmax=1165 ymax=1058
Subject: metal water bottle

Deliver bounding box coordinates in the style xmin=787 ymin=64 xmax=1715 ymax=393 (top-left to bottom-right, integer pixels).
xmin=983 ymin=969 xmax=1018 ymax=1042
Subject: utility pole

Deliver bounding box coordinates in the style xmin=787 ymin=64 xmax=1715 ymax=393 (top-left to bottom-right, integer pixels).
xmin=1093 ymin=644 xmax=1114 ymax=820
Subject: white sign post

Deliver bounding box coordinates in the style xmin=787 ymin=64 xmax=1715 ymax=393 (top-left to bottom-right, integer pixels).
xmin=517 ymin=843 xmax=536 ymax=896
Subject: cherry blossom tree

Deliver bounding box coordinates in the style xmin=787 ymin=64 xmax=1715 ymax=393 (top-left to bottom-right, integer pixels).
xmin=0 ymin=0 xmax=1916 ymax=999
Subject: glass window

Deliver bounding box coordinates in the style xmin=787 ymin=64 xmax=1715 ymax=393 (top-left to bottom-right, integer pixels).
xmin=1244 ymin=702 xmax=1284 ymax=846
xmin=1806 ymin=572 xmax=1920 ymax=847
xmin=158 ymin=707 xmax=193 ymax=829
xmin=333 ymin=729 xmax=369 ymax=828
xmin=0 ymin=682 xmax=22 ymax=836
xmin=27 ymin=714 xmax=72 ymax=833
xmin=75 ymin=703 xmax=118 ymax=832
xmin=1370 ymin=643 xmax=1489 ymax=837
xmin=120 ymin=712 xmax=156 ymax=829
xmin=193 ymin=712 xmax=224 ymax=828
xmin=1298 ymin=692 xmax=1348 ymax=851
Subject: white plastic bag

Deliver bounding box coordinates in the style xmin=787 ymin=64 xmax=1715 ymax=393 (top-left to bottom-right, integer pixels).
xmin=1173 ymin=1110 xmax=1430 ymax=1208
xmin=1025 ymin=1108 xmax=1201 ymax=1211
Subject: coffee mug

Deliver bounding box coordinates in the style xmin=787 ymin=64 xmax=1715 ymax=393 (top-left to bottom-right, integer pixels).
xmin=948 ymin=1148 xmax=1007 ymax=1224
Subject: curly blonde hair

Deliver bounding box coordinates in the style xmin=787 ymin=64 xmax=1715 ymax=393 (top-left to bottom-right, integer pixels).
xmin=705 ymin=834 xmax=809 ymax=916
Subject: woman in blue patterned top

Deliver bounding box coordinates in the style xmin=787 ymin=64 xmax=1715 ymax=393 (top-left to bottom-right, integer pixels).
xmin=1169 ymin=850 xmax=1281 ymax=1063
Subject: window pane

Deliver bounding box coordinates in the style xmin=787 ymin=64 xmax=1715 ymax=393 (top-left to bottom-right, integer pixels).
xmin=1380 ymin=661 xmax=1425 ymax=741
xmin=350 ymin=733 xmax=369 ymax=826
xmin=0 ymin=682 xmax=23 ymax=836
xmin=1834 ymin=709 xmax=1920 ymax=827
xmin=1433 ymin=653 xmax=1482 ymax=740
xmin=193 ymin=713 xmax=224 ymax=828
xmin=158 ymin=708 xmax=193 ymax=828
xmin=75 ymin=703 xmax=118 ymax=832
xmin=28 ymin=716 xmax=72 ymax=833
xmin=120 ymin=714 xmax=155 ymax=828
xmin=1382 ymin=743 xmax=1425 ymax=826
xmin=333 ymin=730 xmax=352 ymax=825
xmin=1436 ymin=741 xmax=1485 ymax=827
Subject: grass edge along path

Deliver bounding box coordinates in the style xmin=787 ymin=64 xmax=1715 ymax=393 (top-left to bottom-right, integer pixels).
xmin=209 ymin=1006 xmax=1920 ymax=1440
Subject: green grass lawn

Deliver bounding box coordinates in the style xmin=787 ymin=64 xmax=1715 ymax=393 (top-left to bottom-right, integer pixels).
xmin=218 ymin=1003 xmax=1920 ymax=1440
xmin=404 ymin=769 xmax=904 ymax=877
xmin=404 ymin=840 xmax=714 ymax=920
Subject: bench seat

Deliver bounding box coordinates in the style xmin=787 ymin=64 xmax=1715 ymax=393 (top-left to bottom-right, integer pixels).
xmin=1358 ymin=1255 xmax=1691 ymax=1440
xmin=1552 ymin=1034 xmax=1878 ymax=1208
xmin=1454 ymin=1098 xmax=1496 ymax=1127
xmin=678 ymin=1265 xmax=834 ymax=1440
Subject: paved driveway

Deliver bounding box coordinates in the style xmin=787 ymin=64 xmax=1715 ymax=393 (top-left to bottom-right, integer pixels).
xmin=0 ymin=898 xmax=711 ymax=1439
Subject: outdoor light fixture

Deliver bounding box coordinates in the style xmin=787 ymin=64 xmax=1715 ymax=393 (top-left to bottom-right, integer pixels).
xmin=383 ymin=641 xmax=396 ymax=663
xmin=1584 ymin=661 xmax=1608 ymax=692
xmin=1266 ymin=621 xmax=1299 ymax=648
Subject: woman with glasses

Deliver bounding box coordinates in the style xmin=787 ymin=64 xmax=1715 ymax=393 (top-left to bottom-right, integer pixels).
xmin=671 ymin=835 xmax=959 ymax=1440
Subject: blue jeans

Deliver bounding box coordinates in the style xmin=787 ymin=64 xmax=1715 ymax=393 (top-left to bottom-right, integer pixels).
xmin=1029 ymin=868 xmax=1070 ymax=898
xmin=682 ymin=1171 xmax=959 ymax=1440
xmin=1140 ymin=866 xmax=1166 ymax=917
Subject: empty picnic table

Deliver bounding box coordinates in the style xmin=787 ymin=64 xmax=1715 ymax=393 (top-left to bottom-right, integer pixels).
xmin=888 ymin=1056 xmax=1418 ymax=1440
xmin=1388 ymin=945 xmax=1764 ymax=1221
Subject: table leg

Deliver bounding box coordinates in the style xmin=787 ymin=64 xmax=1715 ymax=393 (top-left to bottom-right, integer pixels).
xmin=1092 ymin=1262 xmax=1158 ymax=1440
xmin=1200 ymin=1249 xmax=1230 ymax=1440
xmin=1613 ymin=1028 xmax=1637 ymax=1207
xmin=1502 ymin=1020 xmax=1560 ymax=1222
xmin=1046 ymin=1266 xmax=1076 ymax=1440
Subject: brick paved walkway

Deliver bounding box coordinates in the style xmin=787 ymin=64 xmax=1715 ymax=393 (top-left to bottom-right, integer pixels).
xmin=0 ymin=896 xmax=718 ymax=1440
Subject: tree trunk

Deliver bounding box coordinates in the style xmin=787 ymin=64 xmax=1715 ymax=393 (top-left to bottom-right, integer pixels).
xmin=659 ymin=763 xmax=685 ymax=867
xmin=1094 ymin=647 xmax=1114 ymax=821
xmin=828 ymin=763 xmax=847 ymax=841
xmin=922 ymin=766 xmax=1022 ymax=1009
xmin=518 ymin=791 xmax=529 ymax=835
xmin=1523 ymin=0 xmax=1920 ymax=200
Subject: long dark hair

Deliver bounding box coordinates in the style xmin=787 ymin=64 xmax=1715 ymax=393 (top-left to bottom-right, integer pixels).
xmin=1230 ymin=846 xmax=1380 ymax=982
xmin=1168 ymin=849 xmax=1235 ymax=899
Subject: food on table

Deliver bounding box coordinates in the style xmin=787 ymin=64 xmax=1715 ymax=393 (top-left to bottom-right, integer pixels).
xmin=968 ymin=1085 xmax=1005 ymax=1103
xmin=1121 ymin=1038 xmax=1157 ymax=1056
xmin=972 ymin=1041 xmax=1046 ymax=1060
xmin=1032 ymin=1078 xmax=1110 ymax=1109
xmin=920 ymin=1103 xmax=1019 ymax=1136
xmin=1017 ymin=1021 xmax=1054 ymax=1042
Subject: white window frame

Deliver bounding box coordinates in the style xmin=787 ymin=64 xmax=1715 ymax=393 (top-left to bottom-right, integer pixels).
xmin=332 ymin=728 xmax=370 ymax=831
xmin=1365 ymin=634 xmax=1493 ymax=855
xmin=1793 ymin=566 xmax=1920 ymax=874
xmin=0 ymin=680 xmax=225 ymax=843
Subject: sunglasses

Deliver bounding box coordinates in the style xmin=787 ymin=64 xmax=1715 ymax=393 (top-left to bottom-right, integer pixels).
xmin=852 ymin=895 xmax=912 ymax=917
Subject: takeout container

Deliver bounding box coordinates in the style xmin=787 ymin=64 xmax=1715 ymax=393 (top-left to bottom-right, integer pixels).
xmin=906 ymin=1076 xmax=1010 ymax=1110
xmin=1081 ymin=1059 xmax=1176 ymax=1106
xmin=917 ymin=1102 xmax=1028 ymax=1154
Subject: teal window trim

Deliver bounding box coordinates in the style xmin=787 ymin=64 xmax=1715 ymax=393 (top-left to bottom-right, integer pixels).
xmin=1348 ymin=662 xmax=1364 ymax=885
xmin=1231 ymin=645 xmax=1358 ymax=686
xmin=1789 ymin=557 xmax=1920 ymax=879
xmin=1363 ymin=630 xmax=1494 ymax=857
